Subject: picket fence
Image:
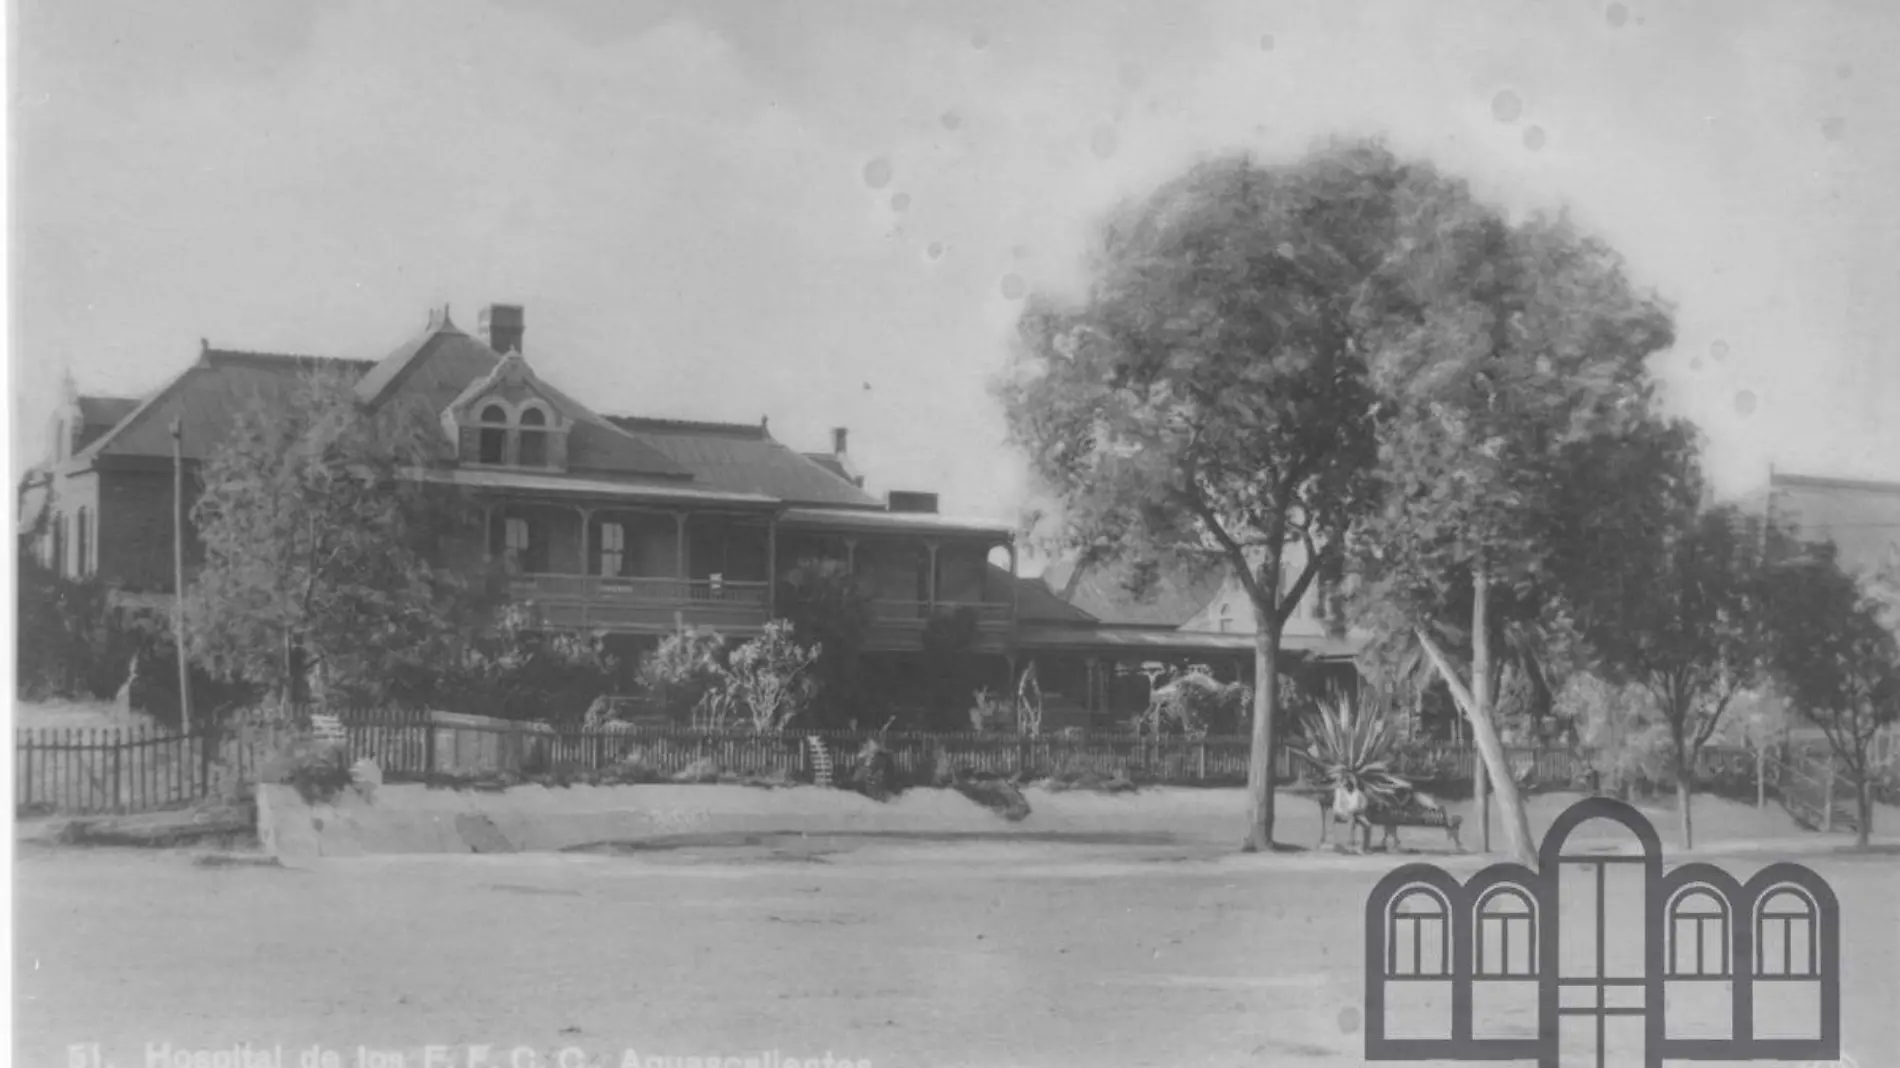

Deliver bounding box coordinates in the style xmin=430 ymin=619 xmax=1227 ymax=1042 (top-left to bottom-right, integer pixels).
xmin=13 ymin=706 xmax=1854 ymax=818
xmin=14 ymin=724 xmax=291 ymax=817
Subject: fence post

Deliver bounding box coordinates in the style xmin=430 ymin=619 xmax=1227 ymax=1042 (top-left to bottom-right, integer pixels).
xmin=1822 ymin=761 xmax=1835 ymax=833
xmin=1755 ymin=746 xmax=1766 ymax=810
xmin=424 ymin=718 xmax=437 ymax=781
xmin=112 ymin=730 xmax=123 ymax=814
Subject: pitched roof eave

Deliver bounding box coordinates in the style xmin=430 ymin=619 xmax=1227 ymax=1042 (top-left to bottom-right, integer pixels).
xmin=72 ymin=366 xmax=199 ymax=462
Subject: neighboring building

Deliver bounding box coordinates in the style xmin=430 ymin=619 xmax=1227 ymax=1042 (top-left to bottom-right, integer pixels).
xmin=1012 ymin=549 xmax=1365 ymax=731
xmin=1764 ymin=469 xmax=1900 ymax=585
xmin=18 ymin=300 xmax=1363 ymax=721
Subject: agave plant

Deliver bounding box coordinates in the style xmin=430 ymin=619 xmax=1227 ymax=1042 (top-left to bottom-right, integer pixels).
xmin=1295 ymin=686 xmax=1414 ymax=812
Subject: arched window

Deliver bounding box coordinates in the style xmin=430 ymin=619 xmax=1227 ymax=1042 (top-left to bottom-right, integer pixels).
xmin=478 ymin=404 xmax=508 ymax=464
xmin=1666 ymin=887 xmax=1731 ymax=978
xmin=517 ymin=406 xmax=548 ymax=466
xmin=75 ymin=507 xmax=92 ymax=579
xmin=1755 ymin=887 xmax=1820 ymax=978
xmin=1474 ymin=886 xmax=1537 ymax=977
xmin=1217 ymin=603 xmax=1233 ymax=633
xmin=1387 ymin=888 xmax=1452 ymax=978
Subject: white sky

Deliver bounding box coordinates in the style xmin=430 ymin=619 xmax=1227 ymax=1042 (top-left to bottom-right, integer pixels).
xmin=9 ymin=0 xmax=1900 ymax=524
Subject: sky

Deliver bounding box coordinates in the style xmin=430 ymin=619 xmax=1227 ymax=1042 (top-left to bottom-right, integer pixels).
xmin=9 ymin=0 xmax=1900 ymax=532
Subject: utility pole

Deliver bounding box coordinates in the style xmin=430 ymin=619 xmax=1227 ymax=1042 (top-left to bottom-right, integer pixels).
xmin=172 ymin=417 xmax=193 ymax=734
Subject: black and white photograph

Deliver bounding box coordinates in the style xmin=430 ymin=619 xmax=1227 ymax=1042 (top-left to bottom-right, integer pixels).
xmin=7 ymin=2 xmax=1899 ymax=1065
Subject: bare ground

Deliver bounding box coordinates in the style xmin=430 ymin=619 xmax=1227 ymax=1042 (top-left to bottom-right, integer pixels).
xmin=14 ymin=788 xmax=1900 ymax=1068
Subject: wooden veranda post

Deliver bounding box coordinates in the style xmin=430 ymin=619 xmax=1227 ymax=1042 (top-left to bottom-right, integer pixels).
xmin=171 ymin=417 xmax=194 ymax=734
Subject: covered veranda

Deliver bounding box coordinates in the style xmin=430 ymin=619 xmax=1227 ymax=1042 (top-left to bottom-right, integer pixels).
xmin=1010 ymin=625 xmax=1361 ymax=732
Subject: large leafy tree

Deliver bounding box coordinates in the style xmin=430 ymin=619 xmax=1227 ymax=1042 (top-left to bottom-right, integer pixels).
xmin=778 ymin=556 xmax=874 ymax=728
xmin=1572 ymin=503 xmax=1772 ymax=848
xmin=187 ymin=369 xmax=476 ymax=716
xmin=1762 ymin=531 xmax=1900 ymax=847
xmin=1353 ymin=208 xmax=1683 ymax=866
xmin=996 ymin=142 xmax=1447 ymax=850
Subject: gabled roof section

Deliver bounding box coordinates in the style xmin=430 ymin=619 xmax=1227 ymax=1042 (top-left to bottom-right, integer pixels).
xmin=354 ymin=309 xmax=497 ymax=412
xmin=78 ymin=349 xmax=380 ymax=463
xmin=803 ymin=453 xmax=852 ymax=481
xmin=608 ymin=416 xmax=884 ymax=507
xmin=358 ymin=310 xmax=692 ymax=480
xmin=73 ymin=395 xmax=141 ymax=452
xmin=998 ymin=565 xmax=1098 ymax=625
xmin=77 ymin=395 xmax=139 ymax=429
xmin=1040 ymin=557 xmax=1228 ymax=627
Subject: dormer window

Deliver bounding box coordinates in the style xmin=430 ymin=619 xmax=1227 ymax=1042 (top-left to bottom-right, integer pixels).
xmin=448 ymin=352 xmax=571 ymax=472
xmin=478 ymin=405 xmax=508 ymax=464
xmin=517 ymin=406 xmax=548 ymax=466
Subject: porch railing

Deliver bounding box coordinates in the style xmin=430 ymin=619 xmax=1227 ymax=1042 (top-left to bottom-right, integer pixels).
xmin=868 ymin=599 xmax=1013 ymax=623
xmin=510 ymin=574 xmax=771 ymax=607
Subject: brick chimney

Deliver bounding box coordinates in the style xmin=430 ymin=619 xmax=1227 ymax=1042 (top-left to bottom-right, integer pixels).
xmin=479 ymin=304 xmax=525 ymax=355
xmin=829 ymin=426 xmax=865 ymax=488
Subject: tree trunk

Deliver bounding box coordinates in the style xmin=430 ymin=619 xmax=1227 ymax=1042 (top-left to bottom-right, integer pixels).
xmin=1474 ymin=747 xmax=1490 ymax=851
xmin=1857 ymin=774 xmax=1872 ymax=849
xmin=1669 ymin=711 xmax=1695 ymax=849
xmin=1415 ymin=567 xmax=1536 ymax=867
xmin=1243 ymin=618 xmax=1282 ymax=852
xmin=1676 ymin=768 xmax=1695 ymax=851
xmin=1472 ymin=565 xmax=1494 ymax=854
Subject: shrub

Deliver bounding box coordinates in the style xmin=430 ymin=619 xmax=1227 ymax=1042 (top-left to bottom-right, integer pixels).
xmin=1293 ymin=687 xmax=1413 ymax=809
xmin=723 ymin=621 xmax=821 ymax=732
xmin=637 ymin=627 xmax=732 ymax=725
xmin=269 ymin=738 xmax=355 ymax=804
xmin=1558 ymin=673 xmax=1669 ymax=796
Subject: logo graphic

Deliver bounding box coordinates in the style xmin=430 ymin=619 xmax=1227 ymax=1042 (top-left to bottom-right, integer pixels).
xmin=1362 ymin=797 xmax=1841 ymax=1066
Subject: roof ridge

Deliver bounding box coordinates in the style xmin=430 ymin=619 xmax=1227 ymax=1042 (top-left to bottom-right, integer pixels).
xmin=201 ymin=350 xmax=377 ymax=373
xmin=606 ymin=414 xmax=771 ymax=439
xmin=1770 ymin=471 xmax=1900 ymax=494
xmin=354 ymin=322 xmax=464 ymax=407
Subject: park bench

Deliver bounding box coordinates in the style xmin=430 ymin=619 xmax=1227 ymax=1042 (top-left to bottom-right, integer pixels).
xmin=1314 ymin=790 xmax=1465 ymax=854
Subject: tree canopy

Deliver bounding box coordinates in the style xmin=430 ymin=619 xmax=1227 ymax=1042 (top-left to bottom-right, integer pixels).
xmin=998 ymin=140 xmax=1458 ymax=849
xmin=1761 ymin=530 xmax=1900 ymax=845
xmin=186 ymin=369 xmax=478 ymax=713
xmin=1572 ymin=503 xmax=1772 ymax=847
xmin=1347 ymin=203 xmax=1688 ymax=865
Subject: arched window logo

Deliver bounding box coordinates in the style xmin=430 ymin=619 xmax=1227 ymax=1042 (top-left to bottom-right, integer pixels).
xmin=1362 ymin=797 xmax=1842 ymax=1066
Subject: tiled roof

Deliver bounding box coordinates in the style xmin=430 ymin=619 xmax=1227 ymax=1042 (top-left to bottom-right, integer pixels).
xmin=355 ymin=318 xmax=691 ymax=480
xmin=803 ymin=453 xmax=852 ymax=481
xmin=1038 ymin=557 xmax=1227 ymax=627
xmin=608 ymin=416 xmax=882 ymax=507
xmin=200 ymin=349 xmax=377 ymax=376
xmin=79 ymin=350 xmax=380 ymax=462
xmin=403 ymin=467 xmax=777 ymax=505
xmin=76 ymin=395 xmax=139 ymax=429
xmin=74 ymin=395 xmax=141 ymax=451
xmin=1770 ymin=471 xmax=1900 ymax=579
xmin=1001 ymin=566 xmax=1098 ymax=624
